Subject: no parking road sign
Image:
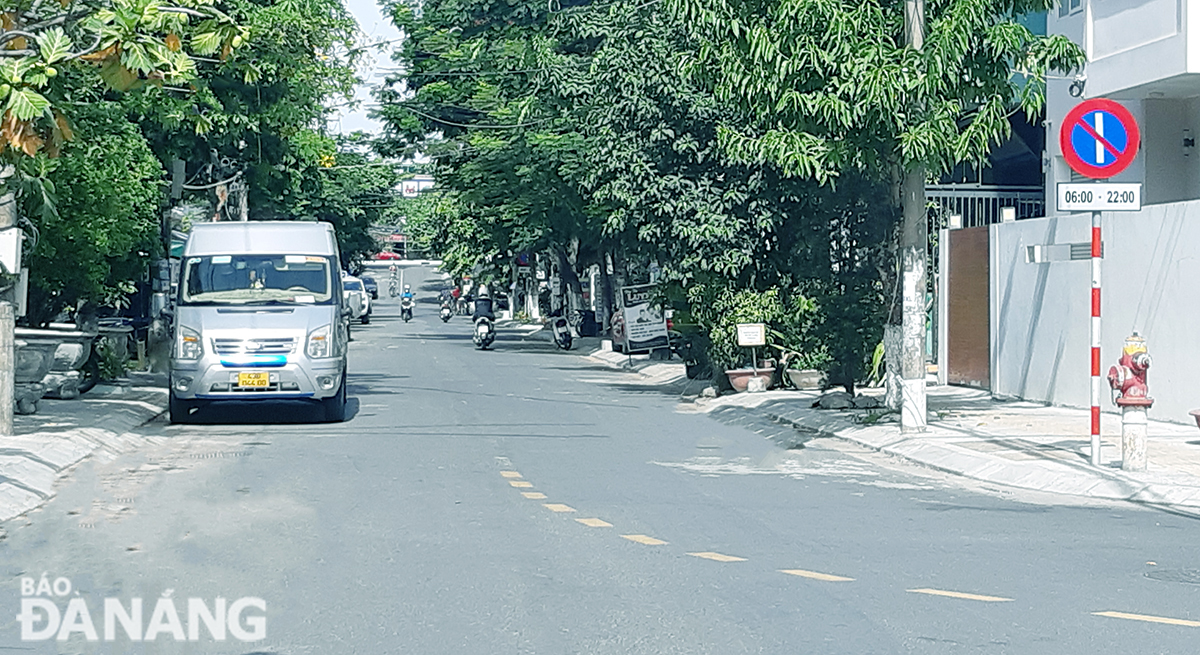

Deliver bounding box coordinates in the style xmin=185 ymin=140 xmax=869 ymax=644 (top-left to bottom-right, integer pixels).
xmin=1060 ymin=98 xmax=1140 ymax=179
xmin=1055 ymin=99 xmax=1144 ymax=468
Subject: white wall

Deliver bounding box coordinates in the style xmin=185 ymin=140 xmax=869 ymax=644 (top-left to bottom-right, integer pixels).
xmin=1046 ymin=0 xmax=1200 ymax=209
xmin=1086 ymin=0 xmax=1190 ymax=98
xmin=991 ymin=199 xmax=1200 ymax=423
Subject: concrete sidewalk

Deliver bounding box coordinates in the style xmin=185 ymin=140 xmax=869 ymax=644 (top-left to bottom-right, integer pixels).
xmin=579 ymin=346 xmax=1200 ymax=509
xmin=698 ymin=385 xmax=1200 ymax=509
xmin=1 ymin=372 xmax=168 ymax=523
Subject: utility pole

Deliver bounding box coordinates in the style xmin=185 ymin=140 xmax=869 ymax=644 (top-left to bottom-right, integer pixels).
xmin=900 ymin=0 xmax=928 ymax=432
xmin=0 ymin=166 xmax=17 ymax=435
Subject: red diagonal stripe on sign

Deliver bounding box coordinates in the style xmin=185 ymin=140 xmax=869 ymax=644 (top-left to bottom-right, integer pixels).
xmin=1074 ymin=115 xmax=1122 ymax=161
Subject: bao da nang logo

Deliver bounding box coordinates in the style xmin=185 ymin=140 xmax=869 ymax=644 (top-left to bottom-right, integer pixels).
xmin=16 ymin=576 xmax=266 ymax=642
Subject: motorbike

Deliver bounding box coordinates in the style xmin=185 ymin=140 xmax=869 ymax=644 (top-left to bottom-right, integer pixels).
xmin=473 ymin=316 xmax=495 ymax=350
xmin=550 ymin=315 xmax=573 ymax=350
xmin=439 ymin=302 xmax=453 ymax=323
xmin=400 ymin=297 xmax=414 ymax=322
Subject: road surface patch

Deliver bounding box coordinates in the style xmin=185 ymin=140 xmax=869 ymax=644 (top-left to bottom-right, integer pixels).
xmin=908 ymin=588 xmax=1012 ymax=602
xmin=500 ymin=471 xmax=523 ymax=478
xmin=576 ymin=518 xmax=613 ymax=527
xmin=521 ymin=492 xmax=547 ymax=499
xmin=509 ymin=481 xmax=533 ymax=488
xmin=543 ymin=503 xmax=576 ymax=513
xmin=1092 ymin=611 xmax=1200 ymax=627
xmin=688 ymin=552 xmax=747 ymax=563
xmin=781 ymin=569 xmax=854 ymax=582
xmin=622 ymin=534 xmax=667 ymax=545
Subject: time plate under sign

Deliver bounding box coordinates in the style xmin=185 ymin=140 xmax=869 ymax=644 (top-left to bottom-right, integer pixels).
xmin=1056 ymin=183 xmax=1142 ymax=212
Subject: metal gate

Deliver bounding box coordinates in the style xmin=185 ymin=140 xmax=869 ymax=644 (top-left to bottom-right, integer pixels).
xmin=943 ymin=226 xmax=990 ymax=388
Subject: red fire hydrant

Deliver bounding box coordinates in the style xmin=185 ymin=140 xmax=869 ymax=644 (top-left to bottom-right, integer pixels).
xmin=1107 ymin=333 xmax=1152 ymax=471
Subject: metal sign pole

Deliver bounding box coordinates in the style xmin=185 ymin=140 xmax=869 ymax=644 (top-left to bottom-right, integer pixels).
xmin=1059 ymin=98 xmax=1140 ymax=468
xmin=1090 ymin=205 xmax=1102 ymax=466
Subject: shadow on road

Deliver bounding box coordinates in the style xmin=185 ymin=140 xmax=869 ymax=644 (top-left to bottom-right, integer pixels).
xmin=182 ymin=397 xmax=361 ymax=425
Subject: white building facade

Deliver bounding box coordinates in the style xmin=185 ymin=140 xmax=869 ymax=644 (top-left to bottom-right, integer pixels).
xmin=980 ymin=0 xmax=1200 ymax=423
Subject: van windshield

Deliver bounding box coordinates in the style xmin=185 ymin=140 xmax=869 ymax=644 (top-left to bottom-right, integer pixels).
xmin=181 ymin=255 xmax=335 ymax=305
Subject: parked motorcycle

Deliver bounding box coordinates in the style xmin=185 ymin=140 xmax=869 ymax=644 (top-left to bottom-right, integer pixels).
xmin=401 ymin=297 xmax=414 ymax=322
xmin=473 ymin=317 xmax=495 ymax=350
xmin=550 ymin=315 xmax=573 ymax=350
xmin=439 ymin=303 xmax=453 ymax=323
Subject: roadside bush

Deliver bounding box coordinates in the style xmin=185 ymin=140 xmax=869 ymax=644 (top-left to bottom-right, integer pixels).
xmin=689 ymin=286 xmax=824 ymax=372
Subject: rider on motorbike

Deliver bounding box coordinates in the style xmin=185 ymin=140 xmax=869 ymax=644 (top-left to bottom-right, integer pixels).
xmin=472 ymin=285 xmax=495 ymax=322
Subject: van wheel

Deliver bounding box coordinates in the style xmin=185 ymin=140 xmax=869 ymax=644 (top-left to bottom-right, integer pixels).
xmin=323 ymin=371 xmax=347 ymax=422
xmin=168 ymin=390 xmax=193 ymax=424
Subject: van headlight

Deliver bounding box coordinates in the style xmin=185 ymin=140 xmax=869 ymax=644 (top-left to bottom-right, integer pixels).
xmin=307 ymin=324 xmax=332 ymax=358
xmin=176 ymin=326 xmax=203 ymax=360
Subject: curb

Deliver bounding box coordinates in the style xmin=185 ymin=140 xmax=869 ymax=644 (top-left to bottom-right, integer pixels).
xmin=0 ymin=389 xmax=168 ymax=524
xmin=754 ymin=404 xmax=1200 ymax=510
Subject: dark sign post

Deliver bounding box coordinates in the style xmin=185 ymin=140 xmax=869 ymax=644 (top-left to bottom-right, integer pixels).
xmin=1057 ymin=98 xmax=1142 ymax=467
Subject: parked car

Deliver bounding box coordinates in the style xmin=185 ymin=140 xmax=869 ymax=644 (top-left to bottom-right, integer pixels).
xmin=361 ymin=276 xmax=378 ymax=299
xmin=375 ymin=251 xmax=402 ymax=260
xmin=342 ymin=276 xmax=371 ymax=324
xmin=169 ymin=221 xmax=350 ymax=423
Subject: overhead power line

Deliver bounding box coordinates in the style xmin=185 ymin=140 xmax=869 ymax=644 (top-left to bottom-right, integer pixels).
xmin=397 ymin=105 xmax=550 ymax=129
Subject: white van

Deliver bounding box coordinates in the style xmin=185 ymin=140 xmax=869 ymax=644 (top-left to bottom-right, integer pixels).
xmin=169 ymin=222 xmax=350 ymax=422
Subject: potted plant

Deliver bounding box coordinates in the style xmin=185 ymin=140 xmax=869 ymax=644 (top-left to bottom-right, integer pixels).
xmin=777 ymin=347 xmax=829 ymax=390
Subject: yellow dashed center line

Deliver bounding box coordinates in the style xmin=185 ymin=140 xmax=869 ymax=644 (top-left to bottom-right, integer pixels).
xmin=543 ymin=503 xmax=576 ymax=513
xmin=509 ymin=481 xmax=533 ymax=488
xmin=500 ymin=471 xmax=522 ymax=478
xmin=1093 ymin=611 xmax=1200 ymax=627
xmin=781 ymin=569 xmax=854 ymax=582
xmin=575 ymin=518 xmax=613 ymax=528
xmin=908 ymin=588 xmax=1012 ymax=602
xmin=520 ymin=492 xmax=547 ymax=499
xmin=688 ymin=552 xmax=747 ymax=563
xmin=622 ymin=534 xmax=667 ymax=545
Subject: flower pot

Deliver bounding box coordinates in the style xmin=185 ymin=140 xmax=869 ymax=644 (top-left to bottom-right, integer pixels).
xmin=786 ymin=369 xmax=824 ymax=390
xmin=725 ymin=368 xmax=772 ymax=393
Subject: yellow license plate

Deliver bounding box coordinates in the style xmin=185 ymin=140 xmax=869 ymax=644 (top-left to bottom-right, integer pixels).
xmin=237 ymin=372 xmax=270 ymax=388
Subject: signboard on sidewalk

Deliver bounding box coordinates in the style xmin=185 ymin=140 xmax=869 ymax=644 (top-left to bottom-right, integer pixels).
xmin=619 ymin=284 xmax=668 ymax=351
xmin=736 ymin=323 xmax=766 ymax=347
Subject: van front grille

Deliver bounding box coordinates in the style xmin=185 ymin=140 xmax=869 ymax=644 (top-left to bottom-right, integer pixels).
xmin=212 ymin=337 xmax=296 ymax=356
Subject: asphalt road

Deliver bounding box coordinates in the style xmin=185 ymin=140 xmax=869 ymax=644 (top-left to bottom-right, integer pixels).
xmin=1 ymin=263 xmax=1199 ymax=654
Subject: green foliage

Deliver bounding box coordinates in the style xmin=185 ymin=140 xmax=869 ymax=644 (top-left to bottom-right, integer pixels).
xmin=282 ymin=136 xmax=406 ymax=270
xmin=375 ymin=0 xmax=1071 ymax=388
xmin=96 ymin=336 xmax=134 ymax=381
xmin=671 ymin=0 xmax=1086 ymax=178
xmin=688 ymin=286 xmax=822 ymax=371
xmin=124 ymin=0 xmax=360 ymax=219
xmin=23 ymin=102 xmax=164 ymax=326
xmin=0 ymin=0 xmax=245 ymax=161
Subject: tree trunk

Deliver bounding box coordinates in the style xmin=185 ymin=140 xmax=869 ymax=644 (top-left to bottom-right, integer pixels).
xmin=599 ymin=251 xmax=615 ymax=331
xmin=884 ymin=324 xmax=902 ymax=410
xmin=552 ymin=245 xmax=585 ymax=320
xmin=900 ymin=0 xmax=928 ymax=431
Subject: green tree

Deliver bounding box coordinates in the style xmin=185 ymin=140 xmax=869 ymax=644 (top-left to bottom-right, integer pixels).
xmin=123 ymin=0 xmax=360 ymax=219
xmin=286 ymin=136 xmax=406 ymax=269
xmin=0 ymin=0 xmax=245 ymax=206
xmin=22 ymin=102 xmax=163 ymax=326
xmin=671 ymin=0 xmax=1084 ymax=181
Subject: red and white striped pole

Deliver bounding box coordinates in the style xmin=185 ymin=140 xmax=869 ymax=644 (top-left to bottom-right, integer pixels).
xmin=1090 ymin=207 xmax=1102 ymax=466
